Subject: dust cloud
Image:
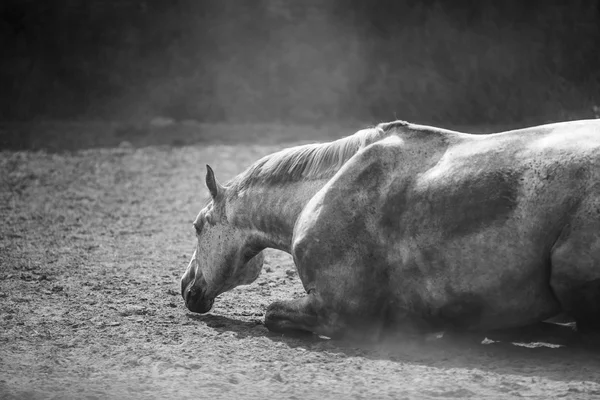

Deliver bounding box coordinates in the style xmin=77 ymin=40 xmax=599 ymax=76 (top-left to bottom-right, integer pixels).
xmin=1 ymin=1 xmax=599 ymax=125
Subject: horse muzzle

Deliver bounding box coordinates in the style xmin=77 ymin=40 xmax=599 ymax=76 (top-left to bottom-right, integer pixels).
xmin=185 ymin=293 xmax=214 ymax=314
xmin=181 ymin=277 xmax=214 ymax=314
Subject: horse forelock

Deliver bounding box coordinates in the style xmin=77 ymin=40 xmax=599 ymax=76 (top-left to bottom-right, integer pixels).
xmin=229 ymin=123 xmax=406 ymax=191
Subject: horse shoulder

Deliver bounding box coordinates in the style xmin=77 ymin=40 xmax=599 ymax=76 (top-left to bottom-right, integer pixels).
xmin=293 ymin=133 xmax=449 ymax=246
xmin=291 ymin=138 xmax=406 ymax=269
xmin=291 ymin=139 xmax=406 ymax=304
xmin=314 ymin=136 xmax=404 ymax=213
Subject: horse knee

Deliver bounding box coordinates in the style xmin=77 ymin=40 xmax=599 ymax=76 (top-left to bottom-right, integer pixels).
xmin=264 ymin=298 xmax=319 ymax=335
xmin=264 ymin=301 xmax=292 ymax=332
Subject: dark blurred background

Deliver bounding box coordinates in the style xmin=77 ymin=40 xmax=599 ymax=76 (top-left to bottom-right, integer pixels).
xmin=1 ymin=0 xmax=600 ymax=125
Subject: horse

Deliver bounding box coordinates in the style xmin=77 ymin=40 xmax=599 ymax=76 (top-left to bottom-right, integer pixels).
xmin=181 ymin=119 xmax=600 ymax=341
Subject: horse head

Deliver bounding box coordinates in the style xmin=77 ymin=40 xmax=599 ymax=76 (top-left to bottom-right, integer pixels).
xmin=181 ymin=165 xmax=265 ymax=314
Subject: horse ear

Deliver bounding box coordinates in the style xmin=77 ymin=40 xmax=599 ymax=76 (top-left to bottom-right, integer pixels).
xmin=205 ymin=164 xmax=224 ymax=199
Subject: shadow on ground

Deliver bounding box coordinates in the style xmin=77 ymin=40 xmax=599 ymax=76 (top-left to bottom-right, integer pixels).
xmin=186 ymin=312 xmax=600 ymax=384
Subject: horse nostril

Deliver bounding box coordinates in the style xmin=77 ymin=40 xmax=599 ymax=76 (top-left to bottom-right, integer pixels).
xmin=182 ymin=283 xmax=193 ymax=305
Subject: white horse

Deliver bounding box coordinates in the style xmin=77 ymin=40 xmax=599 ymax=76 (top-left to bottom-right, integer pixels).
xmin=182 ymin=119 xmax=600 ymax=341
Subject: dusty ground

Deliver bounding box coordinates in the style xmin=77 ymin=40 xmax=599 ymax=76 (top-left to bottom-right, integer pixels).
xmin=1 ymin=123 xmax=600 ymax=399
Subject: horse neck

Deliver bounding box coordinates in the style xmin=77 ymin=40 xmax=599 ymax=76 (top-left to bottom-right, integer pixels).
xmin=228 ymin=179 xmax=326 ymax=253
xmin=225 ymin=125 xmax=398 ymax=252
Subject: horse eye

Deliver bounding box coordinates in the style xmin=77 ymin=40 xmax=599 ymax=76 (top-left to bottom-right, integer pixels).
xmin=205 ymin=212 xmax=217 ymax=226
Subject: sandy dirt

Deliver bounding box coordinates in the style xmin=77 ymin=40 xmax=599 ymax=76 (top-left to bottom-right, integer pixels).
xmin=1 ymin=126 xmax=600 ymax=399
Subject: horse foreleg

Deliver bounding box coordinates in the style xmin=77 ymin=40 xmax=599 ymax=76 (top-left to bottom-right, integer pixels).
xmin=264 ymin=292 xmax=345 ymax=339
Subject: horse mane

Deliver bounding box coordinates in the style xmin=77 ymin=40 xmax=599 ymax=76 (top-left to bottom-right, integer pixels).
xmin=230 ymin=120 xmax=408 ymax=190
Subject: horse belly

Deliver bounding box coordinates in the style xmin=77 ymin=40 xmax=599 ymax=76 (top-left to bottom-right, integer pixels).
xmin=380 ymin=147 xmax=600 ymax=331
xmin=386 ymin=230 xmax=562 ymax=331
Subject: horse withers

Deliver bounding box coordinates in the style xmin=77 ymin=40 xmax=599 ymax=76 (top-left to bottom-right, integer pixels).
xmin=181 ymin=119 xmax=600 ymax=341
